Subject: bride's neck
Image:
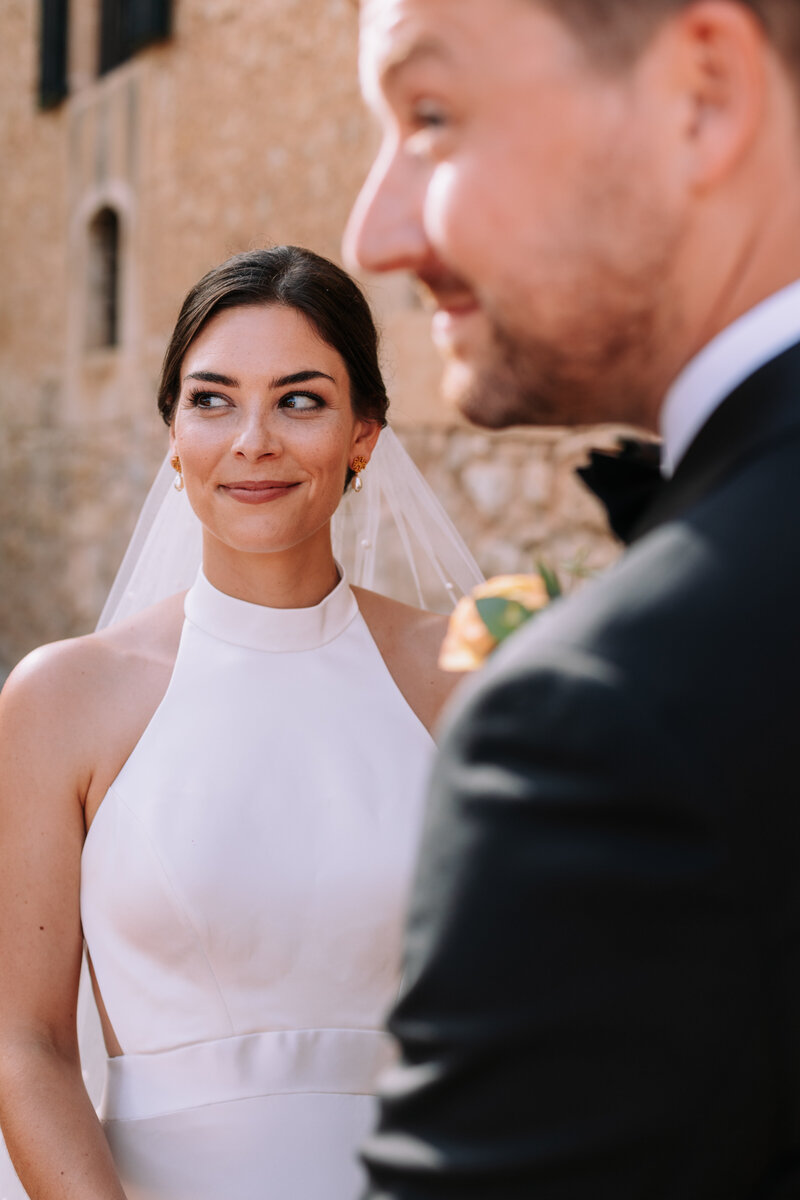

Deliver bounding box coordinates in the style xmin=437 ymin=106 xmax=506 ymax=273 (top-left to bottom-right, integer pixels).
xmin=201 ymin=528 xmax=341 ymax=610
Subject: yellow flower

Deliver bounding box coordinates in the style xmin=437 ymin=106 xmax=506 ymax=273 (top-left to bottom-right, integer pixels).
xmin=439 ymin=573 xmax=551 ymax=672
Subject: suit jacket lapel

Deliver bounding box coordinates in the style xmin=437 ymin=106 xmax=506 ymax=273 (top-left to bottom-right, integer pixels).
xmin=630 ymin=339 xmax=800 ymax=543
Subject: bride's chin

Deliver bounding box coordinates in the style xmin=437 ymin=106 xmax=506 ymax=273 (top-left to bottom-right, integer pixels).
xmin=202 ymin=503 xmax=337 ymax=560
xmin=212 ymin=525 xmax=320 ymax=559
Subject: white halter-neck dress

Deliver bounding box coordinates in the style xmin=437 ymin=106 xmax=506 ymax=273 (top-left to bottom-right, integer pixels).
xmin=80 ymin=571 xmax=434 ymax=1200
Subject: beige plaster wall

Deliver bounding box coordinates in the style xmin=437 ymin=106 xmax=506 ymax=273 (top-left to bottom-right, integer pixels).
xmin=0 ymin=0 xmax=619 ymax=670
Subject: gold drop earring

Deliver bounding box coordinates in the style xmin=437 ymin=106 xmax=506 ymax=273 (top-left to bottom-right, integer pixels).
xmin=171 ymin=454 xmax=185 ymax=492
xmin=350 ymin=456 xmax=368 ymax=492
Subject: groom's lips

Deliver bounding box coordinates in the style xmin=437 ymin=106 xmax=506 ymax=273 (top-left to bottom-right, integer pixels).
xmin=429 ymin=295 xmax=482 ymax=355
xmin=414 ymin=270 xmax=481 ymax=353
xmin=431 ymin=297 xmax=480 ymax=328
xmin=220 ymin=481 xmax=301 ymax=504
xmin=415 ymin=269 xmax=478 ymax=314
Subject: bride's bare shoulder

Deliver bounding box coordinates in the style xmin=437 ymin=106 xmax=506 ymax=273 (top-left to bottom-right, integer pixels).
xmin=353 ymin=586 xmax=448 ymax=647
xmin=1 ymin=592 xmax=187 ymax=816
xmin=352 ymin=586 xmax=462 ymax=736
xmin=92 ymin=590 xmax=186 ymax=665
xmin=3 ymin=592 xmax=186 ymax=711
xmin=0 ymin=594 xmax=184 ymax=788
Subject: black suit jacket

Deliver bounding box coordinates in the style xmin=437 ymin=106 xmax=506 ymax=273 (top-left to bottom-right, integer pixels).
xmin=363 ymin=342 xmax=800 ymax=1199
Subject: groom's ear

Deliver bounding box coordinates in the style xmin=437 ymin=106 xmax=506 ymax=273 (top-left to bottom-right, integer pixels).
xmin=667 ymin=0 xmax=769 ymax=193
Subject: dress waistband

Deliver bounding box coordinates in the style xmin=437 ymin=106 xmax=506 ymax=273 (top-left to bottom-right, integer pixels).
xmin=100 ymin=1027 xmax=394 ymax=1122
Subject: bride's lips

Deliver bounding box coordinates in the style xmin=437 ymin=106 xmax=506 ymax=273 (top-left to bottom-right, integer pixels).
xmin=219 ymin=481 xmax=301 ymax=505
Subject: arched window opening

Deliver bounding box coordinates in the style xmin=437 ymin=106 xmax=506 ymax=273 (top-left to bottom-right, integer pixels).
xmin=86 ymin=207 xmax=120 ymax=350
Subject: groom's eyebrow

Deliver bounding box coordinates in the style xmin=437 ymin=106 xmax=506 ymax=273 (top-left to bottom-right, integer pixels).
xmin=380 ymin=36 xmax=451 ymax=90
xmin=184 ymin=370 xmax=240 ymax=387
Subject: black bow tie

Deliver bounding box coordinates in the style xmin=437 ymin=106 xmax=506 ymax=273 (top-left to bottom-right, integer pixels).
xmin=576 ymin=437 xmax=663 ymax=544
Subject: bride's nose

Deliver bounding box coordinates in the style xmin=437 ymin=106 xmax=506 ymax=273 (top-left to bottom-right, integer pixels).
xmin=231 ymin=406 xmax=279 ymax=459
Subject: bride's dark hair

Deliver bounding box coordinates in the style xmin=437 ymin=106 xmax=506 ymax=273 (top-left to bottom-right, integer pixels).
xmin=157 ymin=246 xmax=389 ymax=435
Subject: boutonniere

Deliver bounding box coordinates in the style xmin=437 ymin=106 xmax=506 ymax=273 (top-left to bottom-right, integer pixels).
xmin=439 ymin=566 xmax=562 ymax=672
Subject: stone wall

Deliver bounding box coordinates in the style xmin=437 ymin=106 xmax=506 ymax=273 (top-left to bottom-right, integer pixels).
xmin=0 ymin=0 xmax=623 ymax=673
xmin=0 ymin=412 xmax=166 ymax=655
xmin=0 ymin=415 xmax=622 ymax=666
xmin=398 ymin=426 xmax=623 ymax=587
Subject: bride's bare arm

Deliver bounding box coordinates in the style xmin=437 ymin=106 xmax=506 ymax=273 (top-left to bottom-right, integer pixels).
xmin=0 ymin=643 xmax=128 ymax=1199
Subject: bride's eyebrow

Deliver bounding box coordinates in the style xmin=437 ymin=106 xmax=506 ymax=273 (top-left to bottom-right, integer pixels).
xmin=270 ymin=370 xmax=336 ymax=388
xmin=184 ymin=370 xmax=240 ymax=387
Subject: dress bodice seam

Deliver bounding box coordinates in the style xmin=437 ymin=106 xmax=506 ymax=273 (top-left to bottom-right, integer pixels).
xmin=83 ymin=605 xmax=433 ymax=862
xmin=102 ymin=1087 xmax=379 ymax=1123
xmin=85 ymin=785 xmax=236 ymax=1047
xmin=82 ymin=628 xmax=191 ymax=855
xmin=108 ymin=1022 xmax=388 ymax=1059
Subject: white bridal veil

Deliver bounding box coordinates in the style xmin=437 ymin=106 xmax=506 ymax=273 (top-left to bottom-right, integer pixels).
xmin=97 ymin=426 xmax=483 ymax=628
xmin=0 ymin=426 xmax=482 ymax=1200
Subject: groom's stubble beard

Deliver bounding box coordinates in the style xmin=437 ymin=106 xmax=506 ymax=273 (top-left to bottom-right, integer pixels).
xmin=442 ymin=170 xmax=687 ymax=433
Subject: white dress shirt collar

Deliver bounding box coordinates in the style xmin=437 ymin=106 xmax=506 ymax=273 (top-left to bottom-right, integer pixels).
xmin=660 ymin=278 xmax=800 ymax=476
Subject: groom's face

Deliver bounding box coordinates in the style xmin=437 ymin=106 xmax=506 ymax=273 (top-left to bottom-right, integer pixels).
xmin=345 ymin=0 xmax=686 ymax=431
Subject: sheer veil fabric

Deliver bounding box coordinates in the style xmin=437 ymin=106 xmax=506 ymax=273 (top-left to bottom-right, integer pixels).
xmin=0 ymin=427 xmax=482 ymax=1199
xmin=97 ymin=426 xmax=483 ymax=628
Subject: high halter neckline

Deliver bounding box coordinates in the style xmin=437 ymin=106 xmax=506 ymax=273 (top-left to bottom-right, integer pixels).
xmin=184 ymin=569 xmax=358 ymax=653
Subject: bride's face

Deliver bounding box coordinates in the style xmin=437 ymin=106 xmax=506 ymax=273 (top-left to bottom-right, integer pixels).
xmin=170 ymin=303 xmax=379 ymax=557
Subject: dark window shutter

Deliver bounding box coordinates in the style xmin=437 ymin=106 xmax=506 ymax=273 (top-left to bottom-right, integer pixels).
xmin=128 ymin=0 xmax=171 ymax=53
xmin=99 ymin=0 xmax=125 ymax=74
xmin=99 ymin=0 xmax=171 ymax=76
xmin=39 ymin=0 xmax=69 ymax=110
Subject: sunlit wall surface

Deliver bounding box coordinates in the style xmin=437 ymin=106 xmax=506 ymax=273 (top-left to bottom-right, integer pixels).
xmin=0 ymin=0 xmax=619 ymax=670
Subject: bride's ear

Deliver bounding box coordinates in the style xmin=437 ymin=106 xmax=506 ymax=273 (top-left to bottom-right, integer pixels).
xmin=351 ymin=419 xmax=382 ymax=461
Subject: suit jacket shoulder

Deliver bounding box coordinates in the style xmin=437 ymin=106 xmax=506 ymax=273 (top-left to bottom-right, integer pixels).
xmin=451 ymin=418 xmax=800 ymax=805
xmin=364 ymin=347 xmax=800 ymax=1200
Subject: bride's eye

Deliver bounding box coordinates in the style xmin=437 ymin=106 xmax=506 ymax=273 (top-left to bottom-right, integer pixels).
xmin=280 ymin=392 xmax=324 ymax=412
xmin=185 ymin=390 xmax=230 ymax=410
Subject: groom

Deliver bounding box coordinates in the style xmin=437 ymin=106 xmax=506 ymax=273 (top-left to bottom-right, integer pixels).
xmin=344 ymin=0 xmax=800 ymax=1196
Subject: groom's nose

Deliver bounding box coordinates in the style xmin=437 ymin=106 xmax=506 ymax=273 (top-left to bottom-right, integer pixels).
xmin=343 ymin=138 xmax=431 ymax=276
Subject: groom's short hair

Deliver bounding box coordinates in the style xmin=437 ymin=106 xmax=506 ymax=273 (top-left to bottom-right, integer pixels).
xmin=537 ymin=0 xmax=800 ymax=79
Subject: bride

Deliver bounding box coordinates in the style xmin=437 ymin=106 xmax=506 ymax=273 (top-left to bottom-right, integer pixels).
xmin=0 ymin=245 xmax=481 ymax=1200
